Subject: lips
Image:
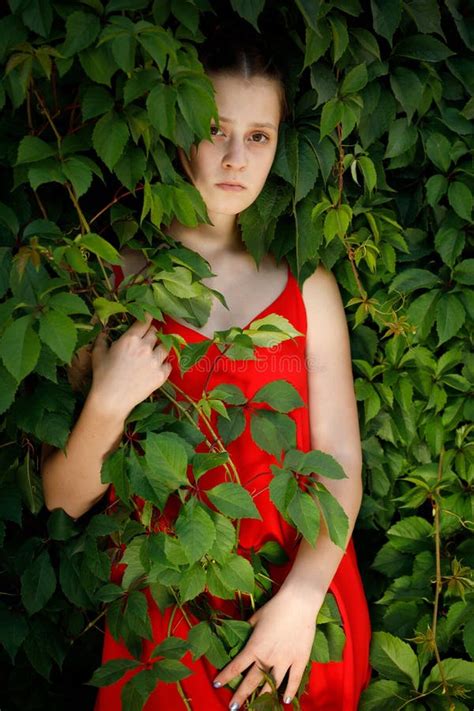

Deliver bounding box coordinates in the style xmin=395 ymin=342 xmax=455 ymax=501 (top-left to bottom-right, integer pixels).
xmin=216 ymin=182 xmax=246 ymax=190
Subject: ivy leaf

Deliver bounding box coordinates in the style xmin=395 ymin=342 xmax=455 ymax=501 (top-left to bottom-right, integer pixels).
xmin=16 ymin=136 xmax=55 ymax=164
xmin=63 ymin=11 xmax=100 ymax=57
xmin=454 ymin=259 xmax=474 ymax=285
xmin=154 ymin=658 xmax=192 ymax=682
xmin=448 ymin=181 xmax=473 ymax=221
xmin=250 ymin=410 xmax=296 ymax=458
xmin=340 ymin=63 xmax=368 ymax=96
xmin=78 ymin=232 xmax=122 ymax=264
xmin=426 ymin=133 xmax=451 ymax=173
xmin=251 ymin=380 xmax=304 ymax=413
xmin=423 ymin=657 xmax=474 ymax=691
xmin=38 ymin=309 xmax=77 ymax=364
xmin=359 ymin=679 xmax=404 ymax=710
xmin=389 ymin=67 xmax=424 ymax=123
xmin=370 ymin=0 xmax=401 ymax=44
xmin=320 ymin=98 xmax=343 ymax=139
xmin=394 ymin=34 xmax=454 ymax=62
xmin=384 ymin=118 xmax=418 ymax=159
xmin=206 ymin=482 xmax=261 ymax=520
xmin=0 ymin=606 xmax=28 ymax=662
xmin=287 ymin=489 xmax=320 ymax=545
xmin=21 ymin=550 xmax=56 ymax=615
xmin=0 ymin=315 xmax=41 ymax=382
xmin=436 ymin=294 xmax=466 ymax=345
xmin=284 ymin=449 xmax=347 ymax=479
xmin=229 ymin=0 xmax=266 ymax=32
xmin=144 ymin=432 xmax=189 ymax=497
xmin=87 ymin=659 xmax=141 ymax=687
xmin=212 ymin=554 xmax=255 ymax=594
xmin=92 ymin=110 xmax=129 ymax=170
xmin=175 ymin=504 xmax=216 ymax=564
xmin=315 ymin=483 xmax=349 ymax=550
xmin=388 ymin=268 xmax=441 ymax=293
xmin=178 ymin=564 xmax=206 ymax=603
xmin=370 ymin=631 xmax=420 ymax=688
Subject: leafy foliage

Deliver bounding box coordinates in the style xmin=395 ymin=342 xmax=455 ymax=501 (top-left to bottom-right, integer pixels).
xmin=0 ymin=1 xmax=473 ymax=710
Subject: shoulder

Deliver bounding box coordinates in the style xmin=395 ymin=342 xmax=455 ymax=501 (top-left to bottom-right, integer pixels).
xmin=301 ymin=262 xmax=344 ymax=311
xmin=301 ymin=263 xmax=348 ymax=353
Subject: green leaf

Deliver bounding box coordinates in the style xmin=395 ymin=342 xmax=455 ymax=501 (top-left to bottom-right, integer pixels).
xmin=453 ymin=259 xmax=474 ymax=285
xmin=394 ymin=34 xmax=454 ymax=62
xmin=434 ymin=222 xmax=465 ymax=266
xmin=62 ymin=157 xmax=93 ymax=198
xmin=387 ymin=516 xmax=433 ymax=552
xmin=426 ymin=175 xmax=448 ymax=208
xmin=448 ymin=181 xmax=473 ymax=221
xmin=38 ymin=310 xmax=77 ymax=363
xmin=370 ymin=0 xmax=401 ymax=44
xmin=88 ymin=658 xmax=141 ymax=687
xmin=81 ymin=86 xmax=114 ymax=121
xmin=284 ymin=449 xmax=347 ymax=480
xmin=324 ymin=205 xmax=352 ymax=242
xmin=79 ymin=44 xmax=117 ymax=86
xmin=315 ymin=483 xmax=349 ymax=549
xmin=78 ymin=233 xmax=122 ymax=264
xmin=389 ymin=67 xmax=424 ymax=123
xmin=436 ymin=294 xmax=466 ymax=345
xmin=0 ymin=315 xmax=41 ymax=382
xmin=423 ymin=657 xmax=474 ymax=691
xmin=178 ymin=564 xmax=206 ymax=603
xmin=0 ymin=363 xmax=18 ymax=415
xmin=212 ymin=554 xmax=255 ymax=594
xmin=388 ymin=268 xmax=441 ymax=293
xmin=217 ymin=406 xmax=246 ymax=445
xmin=147 ymin=83 xmax=177 ymax=142
xmin=92 ymin=110 xmax=129 ymax=170
xmin=370 ymin=631 xmax=420 ymax=688
xmin=295 ymin=0 xmax=321 ymax=31
xmin=320 ymin=98 xmax=343 ymax=139
xmin=358 ymin=156 xmax=377 ymax=193
xmin=250 ymin=410 xmax=296 ymax=458
xmin=384 ymin=118 xmax=418 ymax=159
xmin=63 ymin=11 xmax=101 ymax=57
xmin=229 ymin=0 xmax=266 ymax=32
xmin=287 ymin=489 xmax=320 ymax=545
xmin=175 ymin=505 xmax=216 ymax=564
xmin=329 ymin=14 xmax=349 ymax=63
xmin=154 ymin=658 xmax=192 ymax=682
xmin=16 ymin=136 xmax=55 ymax=164
xmin=144 ymin=432 xmax=189 ymax=496
xmin=426 ymin=133 xmax=452 ymax=173
xmin=206 ymin=482 xmax=261 ymax=520
xmin=252 ymin=380 xmax=304 ymax=413
xmin=21 ymin=550 xmax=56 ymax=615
xmin=359 ymin=679 xmax=404 ymax=710
xmin=0 ymin=606 xmax=28 ymax=662
xmin=340 ymin=64 xmax=368 ymax=96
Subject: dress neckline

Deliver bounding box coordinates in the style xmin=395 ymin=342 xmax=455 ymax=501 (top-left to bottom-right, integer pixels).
xmin=163 ymin=261 xmax=291 ymax=341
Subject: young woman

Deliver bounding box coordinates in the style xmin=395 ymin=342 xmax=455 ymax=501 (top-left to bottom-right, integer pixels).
xmin=41 ymin=23 xmax=371 ymax=711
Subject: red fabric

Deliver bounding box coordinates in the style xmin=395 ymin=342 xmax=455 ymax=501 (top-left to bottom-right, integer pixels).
xmin=94 ymin=262 xmax=372 ymax=710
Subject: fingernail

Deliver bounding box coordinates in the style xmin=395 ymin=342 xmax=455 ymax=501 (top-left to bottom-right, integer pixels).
xmin=212 ymin=680 xmax=222 ymax=688
xmin=284 ymin=697 xmax=292 ymax=704
xmin=229 ymin=703 xmax=239 ymax=711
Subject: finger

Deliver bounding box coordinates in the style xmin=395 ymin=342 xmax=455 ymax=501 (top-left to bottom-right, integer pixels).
xmin=228 ymin=661 xmax=268 ymax=710
xmin=92 ymin=331 xmax=109 ymax=356
xmin=282 ymin=661 xmax=307 ymax=706
xmin=212 ymin=648 xmax=255 ymax=688
xmin=127 ymin=311 xmax=155 ymax=337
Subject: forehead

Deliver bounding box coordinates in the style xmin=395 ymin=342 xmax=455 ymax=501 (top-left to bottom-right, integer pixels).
xmin=209 ymin=72 xmax=281 ymax=127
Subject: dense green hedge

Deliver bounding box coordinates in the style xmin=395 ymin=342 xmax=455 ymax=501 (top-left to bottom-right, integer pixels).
xmin=0 ymin=1 xmax=473 ymax=710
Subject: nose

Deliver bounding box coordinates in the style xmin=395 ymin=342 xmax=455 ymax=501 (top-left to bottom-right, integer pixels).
xmin=222 ymin=136 xmax=247 ymax=171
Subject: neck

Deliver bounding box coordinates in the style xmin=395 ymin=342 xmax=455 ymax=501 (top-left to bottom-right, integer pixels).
xmin=167 ymin=211 xmax=246 ymax=259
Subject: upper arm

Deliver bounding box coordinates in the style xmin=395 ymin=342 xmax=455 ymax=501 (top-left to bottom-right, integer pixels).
xmin=302 ymin=264 xmax=361 ymax=464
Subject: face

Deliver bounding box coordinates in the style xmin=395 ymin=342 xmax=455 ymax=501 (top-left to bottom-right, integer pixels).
xmin=178 ymin=72 xmax=282 ymax=216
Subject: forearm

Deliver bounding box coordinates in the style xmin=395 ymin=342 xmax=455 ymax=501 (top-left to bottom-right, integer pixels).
xmin=41 ymin=393 xmax=126 ymax=520
xmin=278 ymin=452 xmax=363 ymax=610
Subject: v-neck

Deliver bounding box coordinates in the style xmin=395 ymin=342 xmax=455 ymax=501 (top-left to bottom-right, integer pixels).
xmin=163 ymin=262 xmax=291 ymax=341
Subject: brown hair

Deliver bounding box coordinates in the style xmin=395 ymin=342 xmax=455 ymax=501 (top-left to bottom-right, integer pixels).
xmin=196 ymin=18 xmax=289 ymax=123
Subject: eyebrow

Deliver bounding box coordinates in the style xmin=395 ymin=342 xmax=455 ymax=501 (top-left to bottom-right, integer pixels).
xmin=216 ymin=115 xmax=278 ymax=131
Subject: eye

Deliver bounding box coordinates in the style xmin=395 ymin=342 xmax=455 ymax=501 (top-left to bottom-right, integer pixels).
xmin=251 ymin=132 xmax=270 ymax=144
xmin=210 ymin=125 xmax=224 ymax=136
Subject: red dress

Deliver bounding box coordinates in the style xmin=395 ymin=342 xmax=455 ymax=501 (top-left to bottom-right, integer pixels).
xmin=94 ymin=262 xmax=372 ymax=710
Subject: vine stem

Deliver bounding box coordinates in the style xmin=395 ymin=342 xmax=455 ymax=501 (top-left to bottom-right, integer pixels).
xmin=73 ymin=609 xmax=106 ymax=641
xmin=429 ymin=447 xmax=455 ymax=709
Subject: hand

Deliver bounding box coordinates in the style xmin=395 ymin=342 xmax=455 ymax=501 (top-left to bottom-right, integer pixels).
xmin=88 ymin=312 xmax=172 ymax=420
xmin=212 ymin=586 xmax=320 ymax=709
